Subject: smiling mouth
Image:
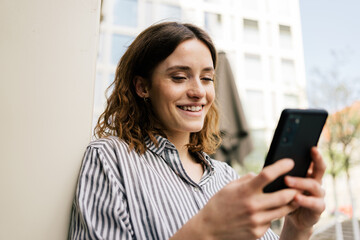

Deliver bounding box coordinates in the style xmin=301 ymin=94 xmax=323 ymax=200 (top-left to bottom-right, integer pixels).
xmin=178 ymin=105 xmax=203 ymax=112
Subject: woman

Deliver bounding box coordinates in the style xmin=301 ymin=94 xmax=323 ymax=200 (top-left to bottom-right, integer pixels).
xmin=69 ymin=22 xmax=326 ymax=240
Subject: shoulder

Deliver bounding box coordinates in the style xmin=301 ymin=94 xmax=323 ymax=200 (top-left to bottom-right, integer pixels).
xmin=85 ymin=136 xmax=132 ymax=156
xmin=79 ymin=137 xmax=131 ymax=194
xmin=83 ymin=136 xmax=134 ymax=165
xmin=88 ymin=136 xmax=128 ymax=150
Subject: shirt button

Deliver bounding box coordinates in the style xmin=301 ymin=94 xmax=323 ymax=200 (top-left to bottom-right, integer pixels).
xmin=193 ymin=187 xmax=200 ymax=192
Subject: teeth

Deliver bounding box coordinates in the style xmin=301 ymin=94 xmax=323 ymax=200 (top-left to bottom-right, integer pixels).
xmin=180 ymin=106 xmax=202 ymax=112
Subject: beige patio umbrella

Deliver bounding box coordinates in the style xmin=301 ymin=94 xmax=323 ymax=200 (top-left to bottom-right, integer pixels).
xmin=212 ymin=51 xmax=253 ymax=165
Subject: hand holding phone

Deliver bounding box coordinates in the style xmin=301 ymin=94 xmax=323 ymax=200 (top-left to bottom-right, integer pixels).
xmin=262 ymin=109 xmax=328 ymax=193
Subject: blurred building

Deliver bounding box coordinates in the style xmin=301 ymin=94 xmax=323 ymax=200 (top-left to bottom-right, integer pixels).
xmin=93 ymin=0 xmax=308 ymax=167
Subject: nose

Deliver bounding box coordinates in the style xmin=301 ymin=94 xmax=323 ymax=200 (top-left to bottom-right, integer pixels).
xmin=187 ymin=78 xmax=206 ymax=99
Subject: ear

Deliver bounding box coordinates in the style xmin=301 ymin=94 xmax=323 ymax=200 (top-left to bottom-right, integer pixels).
xmin=133 ymin=76 xmax=149 ymax=98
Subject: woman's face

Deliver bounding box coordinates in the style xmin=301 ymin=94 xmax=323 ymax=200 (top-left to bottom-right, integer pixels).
xmin=148 ymin=39 xmax=215 ymax=137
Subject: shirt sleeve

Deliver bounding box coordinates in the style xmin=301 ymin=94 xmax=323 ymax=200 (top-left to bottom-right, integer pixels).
xmin=260 ymin=228 xmax=279 ymax=240
xmin=69 ymin=145 xmax=134 ymax=240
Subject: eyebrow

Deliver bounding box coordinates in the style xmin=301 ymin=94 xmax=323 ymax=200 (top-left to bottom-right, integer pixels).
xmin=165 ymin=65 xmax=214 ymax=73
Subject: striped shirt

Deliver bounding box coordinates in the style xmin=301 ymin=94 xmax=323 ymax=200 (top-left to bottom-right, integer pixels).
xmin=69 ymin=135 xmax=279 ymax=240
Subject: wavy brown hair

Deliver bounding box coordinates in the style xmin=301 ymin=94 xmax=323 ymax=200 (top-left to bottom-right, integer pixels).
xmin=95 ymin=22 xmax=221 ymax=154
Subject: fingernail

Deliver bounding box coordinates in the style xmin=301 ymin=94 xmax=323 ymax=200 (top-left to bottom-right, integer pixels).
xmin=284 ymin=159 xmax=295 ymax=168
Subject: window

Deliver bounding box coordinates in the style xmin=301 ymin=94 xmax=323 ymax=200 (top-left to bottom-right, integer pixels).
xmin=243 ymin=19 xmax=259 ymax=44
xmin=97 ymin=33 xmax=105 ymax=63
xmin=283 ymin=94 xmax=299 ymax=108
xmin=279 ymin=25 xmax=292 ymax=49
xmin=94 ymin=73 xmax=104 ymax=111
xmin=244 ymin=54 xmax=262 ymax=81
xmin=245 ymin=90 xmax=265 ymax=127
xmin=281 ymin=59 xmax=295 ymax=84
xmin=204 ymin=12 xmax=223 ymax=41
xmin=105 ymin=73 xmax=115 ymax=98
xmin=113 ymin=0 xmax=138 ymax=27
xmin=145 ymin=2 xmax=181 ymax=25
xmin=111 ymin=34 xmax=134 ymax=66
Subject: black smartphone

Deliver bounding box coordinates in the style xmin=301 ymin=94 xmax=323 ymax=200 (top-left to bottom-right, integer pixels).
xmin=262 ymin=108 xmax=328 ymax=193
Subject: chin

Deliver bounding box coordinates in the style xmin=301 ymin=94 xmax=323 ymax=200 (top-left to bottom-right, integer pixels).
xmin=187 ymin=125 xmax=204 ymax=133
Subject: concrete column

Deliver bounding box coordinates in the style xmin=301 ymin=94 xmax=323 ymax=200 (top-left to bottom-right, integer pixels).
xmin=0 ymin=0 xmax=100 ymax=239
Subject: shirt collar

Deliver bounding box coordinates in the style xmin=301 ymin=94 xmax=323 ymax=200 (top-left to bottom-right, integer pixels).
xmin=145 ymin=135 xmax=215 ymax=172
xmin=145 ymin=135 xmax=175 ymax=156
xmin=196 ymin=151 xmax=215 ymax=172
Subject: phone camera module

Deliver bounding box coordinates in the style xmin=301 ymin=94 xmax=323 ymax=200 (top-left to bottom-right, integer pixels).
xmin=280 ymin=115 xmax=301 ymax=146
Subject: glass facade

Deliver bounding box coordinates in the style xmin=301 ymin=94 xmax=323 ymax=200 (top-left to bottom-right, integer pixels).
xmin=145 ymin=2 xmax=181 ymax=24
xmin=110 ymin=34 xmax=134 ymax=65
xmin=113 ymin=0 xmax=138 ymax=27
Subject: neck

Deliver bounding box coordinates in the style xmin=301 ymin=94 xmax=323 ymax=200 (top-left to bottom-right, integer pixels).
xmin=165 ymin=131 xmax=191 ymax=161
xmin=165 ymin=131 xmax=204 ymax=183
xmin=166 ymin=132 xmax=190 ymax=150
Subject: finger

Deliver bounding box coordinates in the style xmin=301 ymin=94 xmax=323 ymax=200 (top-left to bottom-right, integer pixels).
xmin=309 ymin=147 xmax=326 ymax=182
xmin=293 ymin=194 xmax=326 ymax=214
xmin=254 ymin=188 xmax=298 ymax=210
xmin=226 ymin=172 xmax=256 ymax=192
xmin=232 ymin=172 xmax=256 ymax=188
xmin=250 ymin=159 xmax=295 ymax=190
xmin=253 ymin=203 xmax=298 ymax=225
xmin=307 ymin=162 xmax=314 ymax=177
xmin=240 ymin=172 xmax=257 ymax=182
xmin=285 ymin=176 xmax=325 ymax=197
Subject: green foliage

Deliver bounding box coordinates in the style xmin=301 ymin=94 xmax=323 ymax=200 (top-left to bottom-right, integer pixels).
xmin=320 ymin=140 xmax=345 ymax=177
xmin=320 ymin=104 xmax=360 ymax=180
xmin=242 ymin=150 xmax=266 ymax=174
xmin=241 ymin=129 xmax=268 ymax=174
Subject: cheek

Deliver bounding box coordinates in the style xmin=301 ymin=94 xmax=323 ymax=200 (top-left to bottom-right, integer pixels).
xmin=207 ymin=86 xmax=216 ymax=104
xmin=150 ymin=87 xmax=178 ymax=109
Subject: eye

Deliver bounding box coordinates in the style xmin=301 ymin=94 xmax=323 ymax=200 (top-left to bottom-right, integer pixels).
xmin=201 ymin=77 xmax=214 ymax=82
xmin=171 ymin=76 xmax=187 ymax=82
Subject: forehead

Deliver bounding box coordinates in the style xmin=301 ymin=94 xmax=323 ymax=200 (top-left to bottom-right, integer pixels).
xmin=160 ymin=39 xmax=214 ymax=70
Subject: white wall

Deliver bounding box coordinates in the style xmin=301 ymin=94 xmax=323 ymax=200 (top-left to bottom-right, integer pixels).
xmin=0 ymin=0 xmax=100 ymax=239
